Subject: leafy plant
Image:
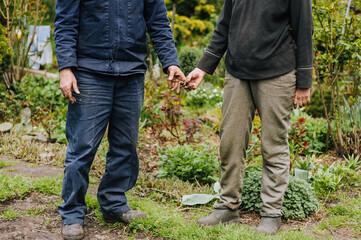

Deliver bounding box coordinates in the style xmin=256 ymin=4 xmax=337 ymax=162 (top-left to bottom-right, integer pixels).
xmin=2 ymin=0 xmax=47 ymax=85
xmin=185 ymin=82 xmax=223 ymax=109
xmin=340 ymin=97 xmax=361 ymax=155
xmin=240 ymin=171 xmax=319 ymax=220
xmin=303 ymin=117 xmax=329 ymax=154
xmin=312 ymin=163 xmax=344 ymax=196
xmin=157 ymin=144 xmax=219 ymax=184
xmin=289 ymin=117 xmax=309 ymax=163
xmin=344 ymin=154 xmax=361 ymax=172
xmin=313 ymin=0 xmax=361 ymax=156
xmin=282 ymin=177 xmax=319 ymax=220
xmin=291 ymin=109 xmax=330 ymax=154
xmin=294 ymin=155 xmax=317 ymax=171
xmin=0 ymin=26 xmax=12 ymax=77
xmin=144 ymin=93 xmax=202 ymax=145
xmin=240 ymin=171 xmax=263 ymax=212
xmin=0 ymin=74 xmax=67 ymax=142
xmin=182 ymin=182 xmax=221 ymax=206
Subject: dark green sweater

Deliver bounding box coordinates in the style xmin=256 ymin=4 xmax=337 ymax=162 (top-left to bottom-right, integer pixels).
xmin=197 ymin=0 xmax=314 ymax=88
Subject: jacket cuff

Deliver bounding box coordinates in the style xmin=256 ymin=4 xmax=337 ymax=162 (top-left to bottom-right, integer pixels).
xmin=296 ymin=67 xmax=313 ymax=89
xmin=58 ymin=60 xmax=78 ymax=72
xmin=196 ymin=51 xmax=223 ymax=75
xmin=162 ymin=61 xmax=180 ymax=74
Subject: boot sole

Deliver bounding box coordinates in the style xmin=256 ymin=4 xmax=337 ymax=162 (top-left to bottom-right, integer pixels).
xmin=63 ymin=234 xmax=84 ymax=240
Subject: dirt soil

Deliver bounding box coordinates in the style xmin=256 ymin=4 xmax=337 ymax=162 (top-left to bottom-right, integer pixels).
xmin=0 ymin=193 xmax=131 ymax=240
xmin=0 ymin=157 xmax=134 ymax=240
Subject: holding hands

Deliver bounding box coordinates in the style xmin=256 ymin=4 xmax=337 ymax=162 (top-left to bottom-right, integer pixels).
xmin=168 ymin=67 xmax=206 ymax=93
xmin=167 ymin=65 xmax=186 ymax=94
xmin=184 ymin=68 xmax=207 ymax=90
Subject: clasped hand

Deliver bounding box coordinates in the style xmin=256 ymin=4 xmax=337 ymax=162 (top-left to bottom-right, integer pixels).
xmin=168 ymin=67 xmax=206 ymax=92
xmin=167 ymin=66 xmax=206 ymax=93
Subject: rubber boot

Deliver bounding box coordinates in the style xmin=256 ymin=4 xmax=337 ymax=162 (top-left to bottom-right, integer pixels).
xmin=62 ymin=224 xmax=84 ymax=240
xmin=197 ymin=209 xmax=240 ymax=226
xmin=103 ymin=210 xmax=148 ymax=224
xmin=255 ymin=217 xmax=282 ymax=235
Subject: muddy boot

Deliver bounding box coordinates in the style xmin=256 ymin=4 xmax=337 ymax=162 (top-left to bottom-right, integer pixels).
xmin=103 ymin=210 xmax=148 ymax=224
xmin=255 ymin=217 xmax=281 ymax=235
xmin=62 ymin=224 xmax=84 ymax=240
xmin=197 ymin=209 xmax=240 ymax=226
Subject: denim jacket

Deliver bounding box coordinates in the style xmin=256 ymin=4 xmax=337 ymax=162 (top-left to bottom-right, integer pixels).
xmin=55 ymin=0 xmax=179 ymax=75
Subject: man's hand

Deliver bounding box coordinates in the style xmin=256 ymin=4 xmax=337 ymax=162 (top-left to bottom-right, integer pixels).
xmin=294 ymin=88 xmax=311 ymax=108
xmin=185 ymin=68 xmax=207 ymax=90
xmin=167 ymin=66 xmax=186 ymax=94
xmin=59 ymin=68 xmax=80 ymax=104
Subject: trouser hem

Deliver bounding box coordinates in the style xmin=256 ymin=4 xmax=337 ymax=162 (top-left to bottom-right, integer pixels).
xmin=63 ymin=219 xmax=84 ymax=226
xmin=214 ymin=202 xmax=241 ymax=211
xmin=101 ymin=205 xmax=131 ymax=217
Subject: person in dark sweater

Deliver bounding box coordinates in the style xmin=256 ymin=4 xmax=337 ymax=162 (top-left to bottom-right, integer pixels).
xmin=185 ymin=0 xmax=313 ymax=234
xmin=54 ymin=0 xmax=185 ymax=239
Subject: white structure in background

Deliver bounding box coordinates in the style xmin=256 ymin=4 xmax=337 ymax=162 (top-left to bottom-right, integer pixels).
xmin=28 ymin=25 xmax=53 ymax=70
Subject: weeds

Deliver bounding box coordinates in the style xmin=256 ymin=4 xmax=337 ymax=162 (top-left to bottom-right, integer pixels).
xmin=24 ymin=207 xmax=43 ymax=216
xmin=0 ymin=206 xmax=21 ymax=220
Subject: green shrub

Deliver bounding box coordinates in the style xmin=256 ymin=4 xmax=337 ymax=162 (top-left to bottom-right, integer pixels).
xmin=291 ymin=109 xmax=330 ymax=154
xmin=157 ymin=144 xmax=219 ymax=184
xmin=304 ymin=117 xmax=329 ymax=154
xmin=312 ymin=163 xmax=344 ymax=196
xmin=240 ymin=171 xmax=319 ymax=220
xmin=0 ymin=74 xmax=67 ymax=142
xmin=240 ymin=171 xmax=263 ymax=212
xmin=178 ymin=46 xmax=203 ymax=76
xmin=312 ymin=160 xmax=360 ymax=196
xmin=344 ymin=154 xmax=361 ymax=172
xmin=305 ymin=89 xmax=332 ymax=118
xmin=0 ymin=26 xmax=12 ymax=75
xmin=283 ymin=177 xmax=319 ymax=219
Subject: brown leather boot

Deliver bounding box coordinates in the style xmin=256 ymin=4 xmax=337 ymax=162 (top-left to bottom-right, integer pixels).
xmin=103 ymin=209 xmax=148 ymax=224
xmin=62 ymin=224 xmax=84 ymax=240
xmin=256 ymin=217 xmax=282 ymax=235
xmin=197 ymin=209 xmax=240 ymax=226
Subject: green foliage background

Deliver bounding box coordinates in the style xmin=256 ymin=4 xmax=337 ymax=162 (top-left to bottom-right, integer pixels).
xmin=0 ymin=26 xmax=12 ymax=76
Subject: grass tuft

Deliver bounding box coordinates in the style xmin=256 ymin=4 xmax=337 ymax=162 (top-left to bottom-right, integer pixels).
xmin=0 ymin=206 xmax=21 ymax=220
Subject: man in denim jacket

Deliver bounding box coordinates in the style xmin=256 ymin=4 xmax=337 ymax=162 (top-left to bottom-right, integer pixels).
xmin=55 ymin=0 xmax=184 ymax=239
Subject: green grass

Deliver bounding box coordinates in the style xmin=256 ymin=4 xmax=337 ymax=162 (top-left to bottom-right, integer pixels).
xmin=1 ymin=170 xmax=360 ymax=239
xmin=0 ymin=206 xmax=21 ymax=220
xmin=322 ymin=195 xmax=361 ymax=235
xmin=1 ymin=135 xmax=361 ymax=239
xmin=24 ymin=207 xmax=43 ymax=216
xmin=0 ymin=173 xmax=63 ymax=202
xmin=88 ymin=194 xmax=318 ymax=240
xmin=0 ymin=134 xmax=66 ymax=167
xmin=0 ymin=160 xmax=11 ymax=169
xmin=33 ymin=175 xmax=63 ymax=195
xmin=0 ymin=174 xmax=33 ymax=202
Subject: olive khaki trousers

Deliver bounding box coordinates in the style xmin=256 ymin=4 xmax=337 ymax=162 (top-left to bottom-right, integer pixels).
xmin=214 ymin=70 xmax=296 ymax=217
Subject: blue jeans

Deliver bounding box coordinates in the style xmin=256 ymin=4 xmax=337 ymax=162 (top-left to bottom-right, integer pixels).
xmin=58 ymin=70 xmax=144 ymax=225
